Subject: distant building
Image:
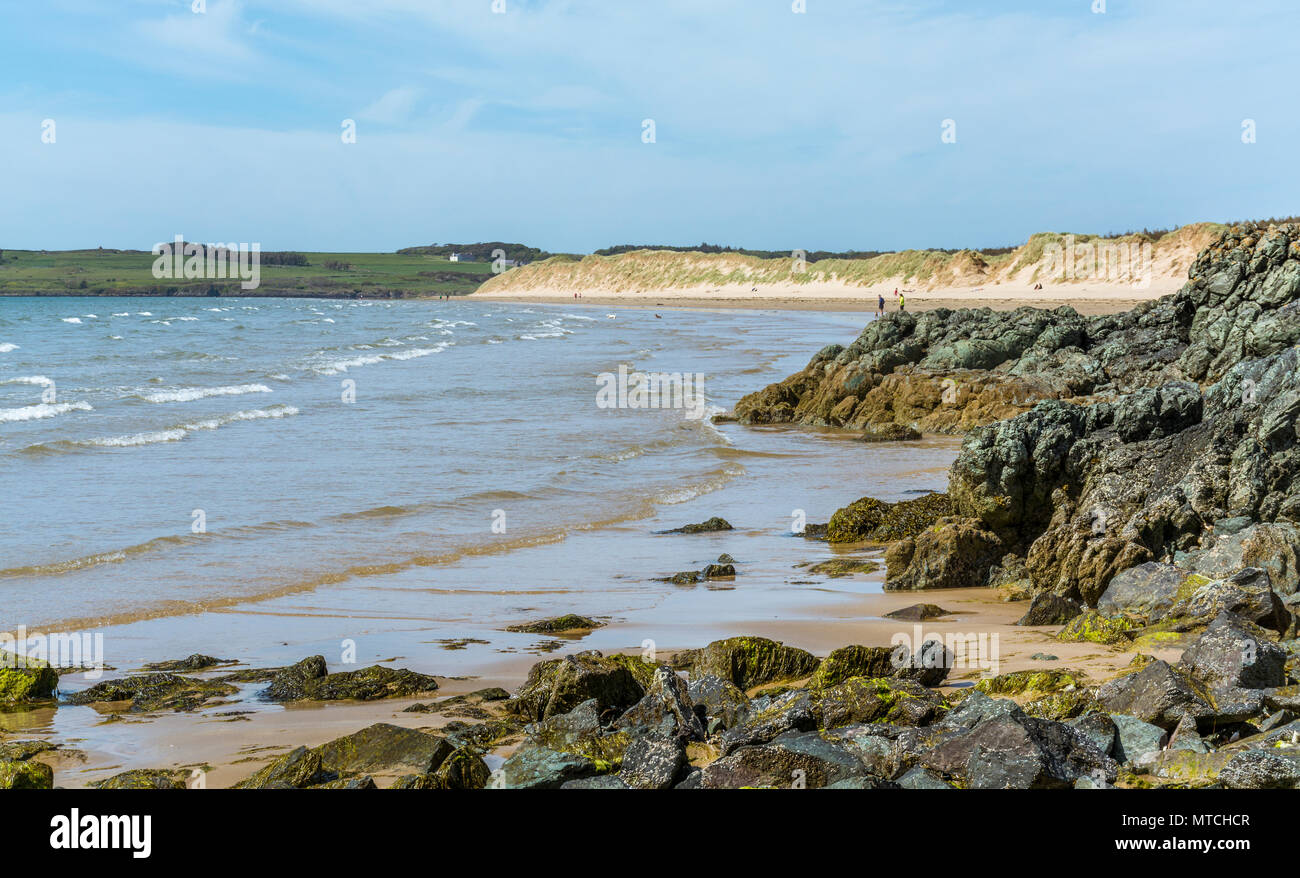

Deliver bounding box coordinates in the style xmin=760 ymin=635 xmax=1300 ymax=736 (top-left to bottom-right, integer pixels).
xmin=449 ymin=252 xmax=478 ymax=263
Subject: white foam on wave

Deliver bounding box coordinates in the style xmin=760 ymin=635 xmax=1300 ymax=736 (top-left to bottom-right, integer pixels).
xmin=0 ymin=401 xmax=93 ymax=423
xmin=48 ymin=405 xmax=299 ymax=451
xmin=311 ymin=342 xmax=451 ymax=374
xmin=0 ymin=343 xmax=18 ymax=353
xmin=139 ymin=383 xmax=272 ymax=404
xmin=1 ymin=375 xmax=54 ymax=387
xmin=61 ymin=317 xmax=82 ymax=324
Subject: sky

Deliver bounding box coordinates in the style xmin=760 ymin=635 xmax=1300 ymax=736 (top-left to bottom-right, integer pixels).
xmin=1 ymin=0 xmax=1297 ymax=253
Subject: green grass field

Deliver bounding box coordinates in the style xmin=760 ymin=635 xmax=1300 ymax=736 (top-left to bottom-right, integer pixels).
xmin=0 ymin=248 xmax=497 ymax=298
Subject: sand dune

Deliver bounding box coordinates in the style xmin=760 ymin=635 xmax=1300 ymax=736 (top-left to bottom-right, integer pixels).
xmin=473 ymin=223 xmax=1221 ymax=311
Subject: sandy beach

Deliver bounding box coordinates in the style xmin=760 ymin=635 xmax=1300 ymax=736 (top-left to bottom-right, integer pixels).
xmin=470 ymin=279 xmax=1186 ymax=316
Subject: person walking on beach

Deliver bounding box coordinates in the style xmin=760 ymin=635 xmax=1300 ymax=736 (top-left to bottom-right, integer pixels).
xmin=877 ymin=293 xmax=885 ymax=316
xmin=899 ymin=291 xmax=906 ymax=311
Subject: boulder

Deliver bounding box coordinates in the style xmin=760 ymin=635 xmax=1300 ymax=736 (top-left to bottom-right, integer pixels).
xmin=885 ymin=603 xmax=951 ymax=621
xmin=90 ymin=769 xmax=188 ymax=790
xmin=1178 ymin=611 xmax=1287 ymax=692
xmin=687 ymin=675 xmax=748 ymax=733
xmin=687 ymin=637 xmax=819 ymax=690
xmin=923 ymin=713 xmax=1117 ymax=789
xmin=1096 ymin=662 xmax=1212 ymax=730
xmin=702 ymin=730 xmax=869 ymax=789
xmin=662 ymin=517 xmax=732 ymax=534
xmin=263 ymin=658 xmax=439 ymax=702
xmin=505 ymin=652 xmax=645 ymax=721
xmin=884 ymin=516 xmax=1005 ymax=591
xmin=813 ymin=676 xmax=946 ymax=730
xmin=66 ymin=672 xmax=237 ymax=712
xmin=1016 ymin=592 xmax=1082 ymax=626
xmin=618 ymin=737 xmax=687 ymax=789
xmin=1219 ymin=749 xmax=1300 ymax=789
xmin=312 ymin=723 xmax=454 ymax=777
xmin=504 ymin=615 xmax=603 ymax=633
xmin=0 ymin=759 xmax=54 ymax=789
xmin=0 ymin=654 xmax=59 ymax=704
xmin=495 ymin=747 xmax=600 ymax=789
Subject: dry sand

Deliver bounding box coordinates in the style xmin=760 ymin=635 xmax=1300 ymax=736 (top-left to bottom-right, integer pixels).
xmin=471 ymin=278 xmax=1185 ymax=316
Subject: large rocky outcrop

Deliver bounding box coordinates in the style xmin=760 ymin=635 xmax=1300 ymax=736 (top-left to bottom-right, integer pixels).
xmin=748 ymin=224 xmax=1300 ymax=611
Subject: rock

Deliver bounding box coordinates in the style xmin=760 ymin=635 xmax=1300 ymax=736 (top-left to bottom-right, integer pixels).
xmin=0 ymin=653 xmax=59 ymax=704
xmin=891 ymin=638 xmax=955 ymax=687
xmin=717 ymin=553 xmax=736 ymax=564
xmin=559 ymin=775 xmax=632 ymax=789
xmin=1165 ymin=714 xmax=1208 ymax=754
xmin=737 ymin=225 xmax=1300 ymax=615
xmin=813 ymin=676 xmax=947 ymax=730
xmin=1016 ymin=592 xmax=1082 ymax=626
xmin=884 ymin=516 xmax=1005 ymax=590
xmin=925 ymin=712 xmax=1117 ymax=789
xmin=141 ymin=654 xmax=233 ymax=672
xmin=0 ymin=740 xmax=58 ymax=761
xmin=662 ymin=517 xmax=732 ymax=534
xmin=687 ymin=637 xmax=820 ymax=690
xmin=1144 ymin=750 xmax=1233 ymax=785
xmin=0 ymin=759 xmax=54 ymax=789
xmin=808 ymin=645 xmax=897 ymax=689
xmin=436 ymin=748 xmax=492 ymax=789
xmin=885 ymin=603 xmax=951 ymax=621
xmin=1096 ymin=661 xmax=1212 ymax=729
xmin=1219 ymin=749 xmax=1300 ymax=789
xmin=1167 ymin=568 xmax=1289 ymax=633
xmin=701 ymin=563 xmax=736 ymax=579
xmin=1031 ymin=653 xmax=1059 ymax=661
xmin=312 ymin=776 xmax=377 ymax=789
xmin=527 ymin=699 xmax=632 ymax=764
xmin=895 ymin=766 xmax=954 ymax=789
xmin=495 ymin=746 xmax=600 ymax=789
xmin=860 ymin=424 xmax=923 ymax=442
xmin=1066 ymin=713 xmax=1117 ymax=756
xmin=1108 ymin=714 xmax=1170 ymax=765
xmin=718 ymin=690 xmax=815 ymax=755
xmin=505 ymin=615 xmax=603 ymax=633
xmin=618 ymin=737 xmax=686 ymax=789
xmin=313 ymin=723 xmax=454 ymax=777
xmin=975 ymin=669 xmax=1088 ymax=697
xmin=261 ymin=655 xmax=328 ymax=700
xmin=613 ymin=667 xmax=705 ymax=742
xmin=90 ymin=769 xmax=188 ymax=790
xmin=1056 ymin=611 xmax=1136 ymax=645
xmin=823 ymin=724 xmax=901 ymax=777
xmin=687 ymin=675 xmax=749 ymax=732
xmin=234 ymin=747 xmax=334 ymax=789
xmin=702 ymin=730 xmax=868 ymax=789
xmin=1178 ymin=611 xmax=1287 ymax=692
xmin=1097 ymin=562 xmax=1202 ymax=622
xmin=801 ymin=558 xmax=879 ymax=577
xmin=65 ymin=673 xmax=237 ymax=712
xmin=263 ymin=659 xmax=439 ymax=702
xmin=827 ymin=492 xmax=954 ymax=543
xmin=505 ymin=652 xmax=645 ymax=721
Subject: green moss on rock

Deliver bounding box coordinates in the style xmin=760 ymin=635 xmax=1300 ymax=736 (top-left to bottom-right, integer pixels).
xmin=827 ymin=492 xmax=955 ymax=543
xmin=1056 ymin=611 xmax=1136 ymax=645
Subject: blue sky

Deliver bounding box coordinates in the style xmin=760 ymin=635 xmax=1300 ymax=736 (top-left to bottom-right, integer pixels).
xmin=1 ymin=0 xmax=1296 ymax=253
